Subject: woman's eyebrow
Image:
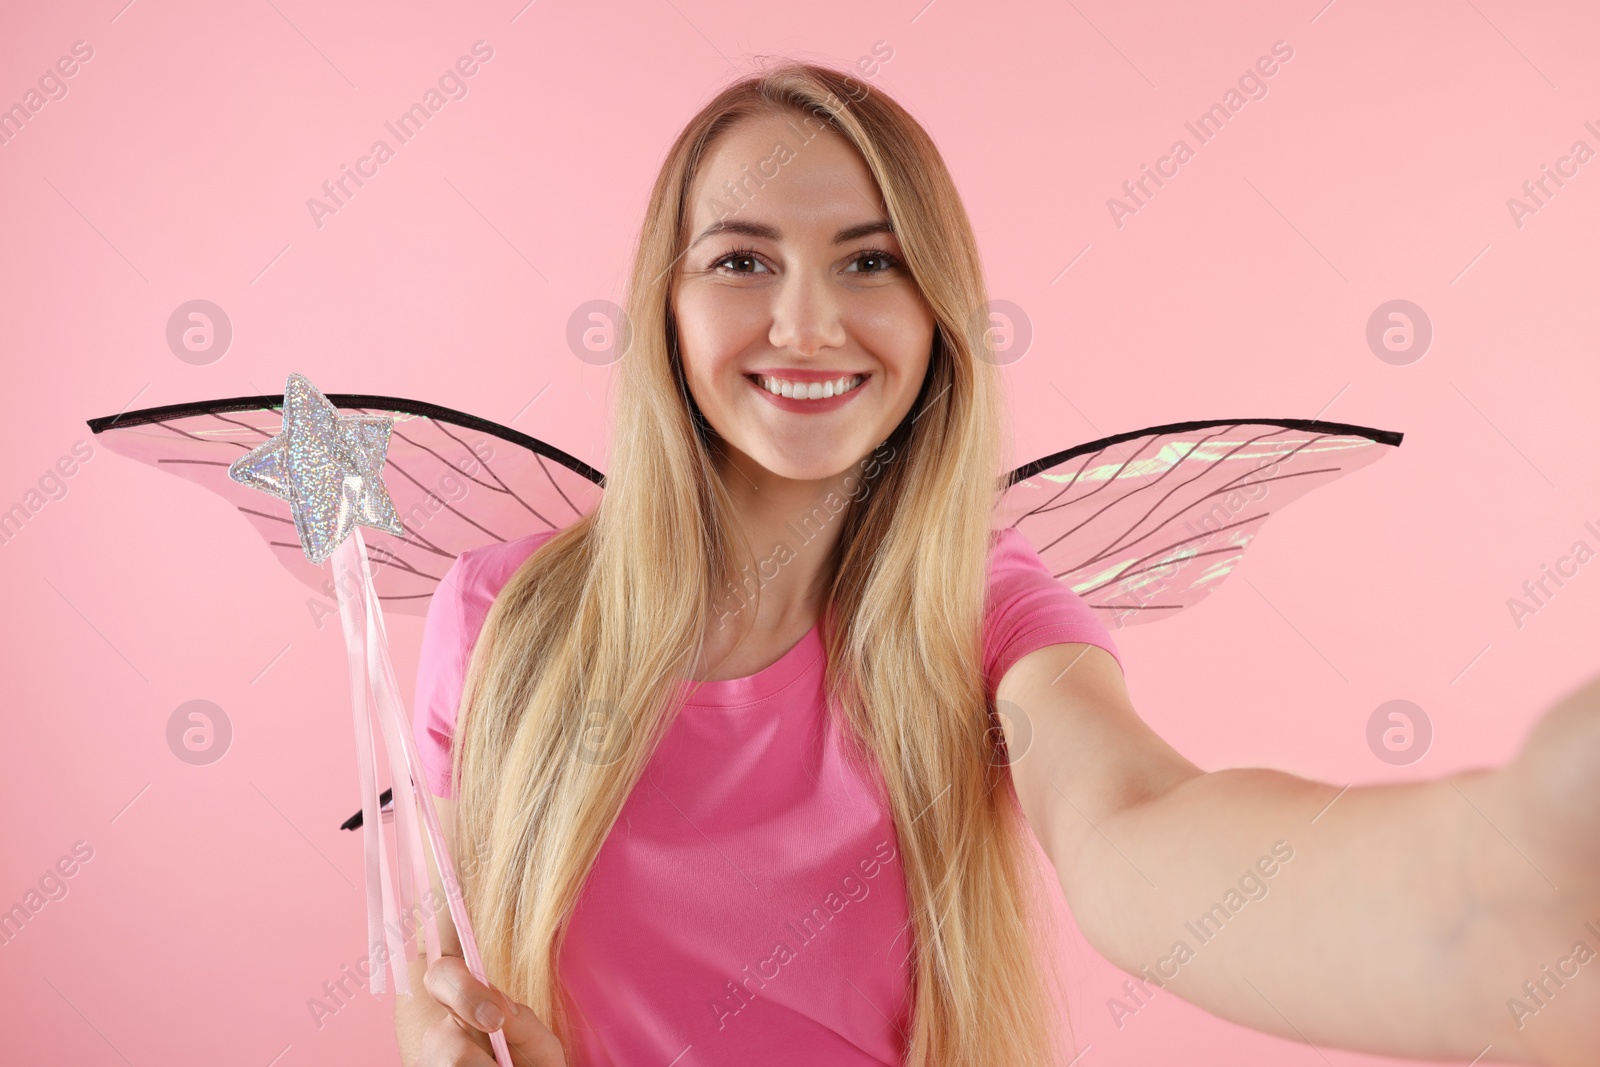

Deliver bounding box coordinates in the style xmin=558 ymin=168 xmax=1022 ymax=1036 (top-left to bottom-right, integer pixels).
xmin=687 ymin=218 xmax=895 ymax=249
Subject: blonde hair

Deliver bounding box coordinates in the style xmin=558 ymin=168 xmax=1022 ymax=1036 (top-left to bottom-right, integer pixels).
xmin=450 ymin=59 xmax=1072 ymax=1066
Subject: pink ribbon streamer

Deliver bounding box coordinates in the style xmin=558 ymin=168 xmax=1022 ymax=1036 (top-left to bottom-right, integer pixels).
xmin=333 ymin=529 xmax=514 ymax=1067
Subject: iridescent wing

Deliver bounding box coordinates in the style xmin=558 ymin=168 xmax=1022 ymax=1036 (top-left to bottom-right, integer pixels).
xmin=87 ymin=392 xmax=604 ymax=615
xmin=996 ymin=417 xmax=1402 ymax=630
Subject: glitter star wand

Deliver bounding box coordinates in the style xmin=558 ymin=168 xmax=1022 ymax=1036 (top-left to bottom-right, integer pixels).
xmin=229 ymin=372 xmax=514 ymax=1067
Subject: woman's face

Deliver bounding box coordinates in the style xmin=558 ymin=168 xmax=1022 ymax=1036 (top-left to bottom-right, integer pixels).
xmin=673 ymin=110 xmax=935 ymax=486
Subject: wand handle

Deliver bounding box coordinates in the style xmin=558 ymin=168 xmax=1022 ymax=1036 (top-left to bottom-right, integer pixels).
xmin=336 ymin=530 xmax=516 ymax=1067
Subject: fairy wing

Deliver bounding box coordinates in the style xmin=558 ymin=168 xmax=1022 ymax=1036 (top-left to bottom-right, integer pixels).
xmin=87 ymin=392 xmax=604 ymax=614
xmin=997 ymin=417 xmax=1402 ymax=631
xmin=88 ymin=391 xmax=605 ymax=833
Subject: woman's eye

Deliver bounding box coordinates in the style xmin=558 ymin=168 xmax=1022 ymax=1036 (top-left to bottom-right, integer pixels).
xmin=711 ymin=251 xmax=768 ymax=274
xmin=846 ymin=250 xmax=901 ymax=274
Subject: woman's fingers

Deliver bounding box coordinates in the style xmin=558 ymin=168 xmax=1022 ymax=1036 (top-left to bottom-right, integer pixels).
xmin=496 ymin=1001 xmax=569 ymax=1067
xmin=420 ymin=956 xmax=568 ymax=1066
xmin=423 ymin=955 xmax=516 ymax=1035
xmin=420 ymin=1013 xmax=505 ymax=1067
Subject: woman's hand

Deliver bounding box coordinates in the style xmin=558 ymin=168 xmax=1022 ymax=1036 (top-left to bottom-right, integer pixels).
xmin=1489 ymin=668 xmax=1600 ymax=1065
xmin=417 ymin=955 xmax=568 ymax=1067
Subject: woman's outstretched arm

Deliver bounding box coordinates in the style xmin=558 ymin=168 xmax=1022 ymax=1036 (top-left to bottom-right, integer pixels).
xmin=997 ymin=642 xmax=1600 ymax=1066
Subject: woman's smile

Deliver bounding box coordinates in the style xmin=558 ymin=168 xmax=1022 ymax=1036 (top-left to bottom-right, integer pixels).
xmin=745 ymin=371 xmax=871 ymax=413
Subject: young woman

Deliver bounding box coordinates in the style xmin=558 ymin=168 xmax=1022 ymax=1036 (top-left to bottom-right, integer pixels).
xmin=394 ymin=62 xmax=1600 ymax=1067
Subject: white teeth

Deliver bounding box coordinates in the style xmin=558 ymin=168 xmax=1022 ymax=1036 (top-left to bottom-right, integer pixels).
xmin=758 ymin=374 xmax=863 ymax=400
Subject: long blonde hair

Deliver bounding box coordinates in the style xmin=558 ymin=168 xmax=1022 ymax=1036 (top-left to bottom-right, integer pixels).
xmin=450 ymin=60 xmax=1072 ymax=1066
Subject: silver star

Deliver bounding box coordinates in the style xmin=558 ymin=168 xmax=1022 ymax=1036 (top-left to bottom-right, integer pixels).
xmin=228 ymin=372 xmax=405 ymax=565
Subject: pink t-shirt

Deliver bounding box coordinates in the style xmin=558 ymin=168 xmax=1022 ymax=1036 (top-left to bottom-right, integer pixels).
xmin=412 ymin=526 xmax=1121 ymax=1066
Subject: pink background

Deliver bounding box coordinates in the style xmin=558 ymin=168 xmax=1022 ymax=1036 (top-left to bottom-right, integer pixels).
xmin=2 ymin=0 xmax=1597 ymax=1063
